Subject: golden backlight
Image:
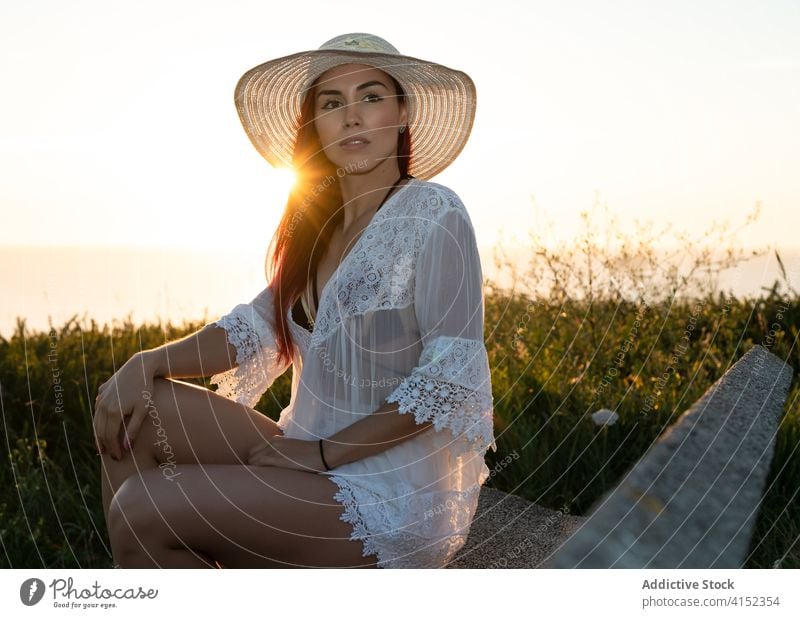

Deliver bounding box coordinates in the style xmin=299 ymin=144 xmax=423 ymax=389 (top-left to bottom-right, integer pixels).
xmin=272 ymin=167 xmax=298 ymax=196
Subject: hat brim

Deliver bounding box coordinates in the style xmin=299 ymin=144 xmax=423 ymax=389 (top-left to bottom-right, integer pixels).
xmin=234 ymin=49 xmax=476 ymax=180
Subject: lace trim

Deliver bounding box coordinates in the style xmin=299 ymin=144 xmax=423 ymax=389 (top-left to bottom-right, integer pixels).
xmin=326 ymin=475 xmax=481 ymax=568
xmin=327 ymin=475 xmax=392 ymax=567
xmin=209 ymin=306 xmax=285 ymax=409
xmin=386 ymin=335 xmax=497 ymax=456
xmin=311 ymin=182 xmax=464 ymax=346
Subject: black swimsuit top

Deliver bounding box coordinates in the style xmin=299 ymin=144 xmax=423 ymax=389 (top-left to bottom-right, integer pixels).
xmin=291 ymin=174 xmax=413 ymax=333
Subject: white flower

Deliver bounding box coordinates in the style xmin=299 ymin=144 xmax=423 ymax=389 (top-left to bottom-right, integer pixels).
xmin=591 ymin=408 xmax=619 ymax=426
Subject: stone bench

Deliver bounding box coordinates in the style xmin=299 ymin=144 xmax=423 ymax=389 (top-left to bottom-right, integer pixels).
xmin=449 ymin=344 xmax=794 ymax=568
xmin=446 ymin=487 xmax=588 ymax=568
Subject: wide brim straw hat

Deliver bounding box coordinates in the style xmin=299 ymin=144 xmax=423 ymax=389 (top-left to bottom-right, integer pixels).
xmin=234 ymin=32 xmax=477 ymax=180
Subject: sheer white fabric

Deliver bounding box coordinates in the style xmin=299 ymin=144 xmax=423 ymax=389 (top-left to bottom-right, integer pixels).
xmin=207 ymin=178 xmax=496 ymax=568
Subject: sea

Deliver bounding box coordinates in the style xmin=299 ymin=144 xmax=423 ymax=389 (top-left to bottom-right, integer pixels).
xmin=2 ymin=244 xmax=797 ymax=339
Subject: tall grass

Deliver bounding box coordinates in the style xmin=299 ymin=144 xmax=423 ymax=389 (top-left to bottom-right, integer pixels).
xmin=1 ymin=200 xmax=797 ymax=568
xmin=484 ymin=199 xmax=798 ymax=568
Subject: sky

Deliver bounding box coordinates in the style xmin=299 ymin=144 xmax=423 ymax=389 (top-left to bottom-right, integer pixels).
xmin=1 ymin=0 xmax=799 ymax=258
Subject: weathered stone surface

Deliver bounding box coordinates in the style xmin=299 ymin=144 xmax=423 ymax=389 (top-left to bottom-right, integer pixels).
xmin=542 ymin=344 xmax=793 ymax=568
xmin=446 ymin=487 xmax=587 ymax=568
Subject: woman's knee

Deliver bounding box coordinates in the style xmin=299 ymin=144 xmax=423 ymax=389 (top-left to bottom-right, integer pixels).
xmin=107 ymin=474 xmax=158 ymax=555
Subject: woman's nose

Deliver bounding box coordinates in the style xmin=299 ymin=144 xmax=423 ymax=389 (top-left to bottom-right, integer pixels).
xmin=343 ymin=102 xmax=361 ymax=127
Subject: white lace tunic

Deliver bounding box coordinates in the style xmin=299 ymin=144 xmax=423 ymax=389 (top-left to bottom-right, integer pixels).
xmin=207 ymin=178 xmax=496 ymax=568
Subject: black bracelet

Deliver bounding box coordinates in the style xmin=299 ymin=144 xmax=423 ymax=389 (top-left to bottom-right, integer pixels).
xmin=318 ymin=438 xmax=331 ymax=471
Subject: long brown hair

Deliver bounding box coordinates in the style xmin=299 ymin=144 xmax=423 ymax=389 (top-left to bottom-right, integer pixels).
xmin=268 ymin=71 xmax=412 ymax=366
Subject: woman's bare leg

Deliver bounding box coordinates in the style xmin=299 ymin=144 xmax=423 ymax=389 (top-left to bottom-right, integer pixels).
xmin=100 ymin=377 xmax=284 ymax=565
xmin=109 ymin=464 xmax=379 ymax=568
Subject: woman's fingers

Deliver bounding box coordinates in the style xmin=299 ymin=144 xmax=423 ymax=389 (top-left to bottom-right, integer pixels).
xmin=124 ymin=406 xmax=146 ymax=450
xmin=93 ymin=396 xmax=107 ymax=455
xmin=118 ymin=419 xmax=131 ymax=455
xmin=103 ymin=408 xmax=124 ymax=461
xmin=93 ymin=360 xmax=149 ymax=459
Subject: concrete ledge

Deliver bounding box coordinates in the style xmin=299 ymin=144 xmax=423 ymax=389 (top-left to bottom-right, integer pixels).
xmin=543 ymin=344 xmax=794 ymax=568
xmin=446 ymin=487 xmax=587 ymax=568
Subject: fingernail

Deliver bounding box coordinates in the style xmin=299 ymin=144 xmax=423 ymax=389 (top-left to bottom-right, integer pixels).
xmin=123 ymin=436 xmax=130 ymax=451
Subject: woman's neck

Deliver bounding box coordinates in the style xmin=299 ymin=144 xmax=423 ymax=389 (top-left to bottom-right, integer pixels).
xmin=337 ymin=165 xmax=408 ymax=233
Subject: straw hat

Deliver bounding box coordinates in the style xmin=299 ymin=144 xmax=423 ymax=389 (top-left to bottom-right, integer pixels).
xmin=234 ymin=33 xmax=477 ymax=180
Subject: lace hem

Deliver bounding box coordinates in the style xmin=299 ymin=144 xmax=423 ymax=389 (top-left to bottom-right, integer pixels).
xmin=386 ymin=335 xmax=497 ymax=456
xmin=326 ymin=475 xmax=482 ymax=568
xmin=327 ymin=475 xmax=390 ymax=568
xmin=209 ymin=306 xmax=285 ymax=409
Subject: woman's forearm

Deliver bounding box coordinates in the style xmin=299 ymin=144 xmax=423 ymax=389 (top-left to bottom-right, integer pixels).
xmin=322 ymin=401 xmax=435 ymax=469
xmin=140 ymin=322 xmax=239 ymax=379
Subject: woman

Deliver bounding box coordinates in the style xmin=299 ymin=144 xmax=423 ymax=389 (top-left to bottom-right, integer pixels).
xmin=93 ymin=33 xmax=496 ymax=569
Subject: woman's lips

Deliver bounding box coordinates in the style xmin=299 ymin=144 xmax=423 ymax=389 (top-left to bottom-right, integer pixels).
xmin=339 ymin=138 xmax=371 ymax=150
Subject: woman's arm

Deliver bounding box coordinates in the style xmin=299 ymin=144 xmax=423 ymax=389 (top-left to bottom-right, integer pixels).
xmin=95 ymin=323 xmax=239 ymax=461
xmin=320 ymin=401 xmax=435 ymax=469
xmin=138 ymin=322 xmax=239 ymax=379
xmin=246 ymin=401 xmax=433 ymax=472
xmin=140 ymin=283 xmax=287 ymax=382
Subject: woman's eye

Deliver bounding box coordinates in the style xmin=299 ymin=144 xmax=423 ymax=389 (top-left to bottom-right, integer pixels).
xmin=321 ymin=94 xmax=382 ymax=109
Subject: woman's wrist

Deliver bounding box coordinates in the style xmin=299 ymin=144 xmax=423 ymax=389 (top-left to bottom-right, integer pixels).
xmin=137 ymin=348 xmax=165 ymax=378
xmin=319 ymin=438 xmax=332 ymax=471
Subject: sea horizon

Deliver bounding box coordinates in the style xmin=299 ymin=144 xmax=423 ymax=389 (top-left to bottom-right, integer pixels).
xmin=2 ymin=243 xmax=797 ymax=339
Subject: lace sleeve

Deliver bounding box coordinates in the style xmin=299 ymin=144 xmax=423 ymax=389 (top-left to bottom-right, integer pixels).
xmin=207 ymin=284 xmax=292 ymax=409
xmin=385 ymin=201 xmax=496 ymax=456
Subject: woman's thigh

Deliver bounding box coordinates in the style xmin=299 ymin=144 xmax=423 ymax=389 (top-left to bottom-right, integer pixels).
xmin=133 ymin=377 xmax=283 ymax=467
xmin=110 ymin=464 xmax=379 ymax=568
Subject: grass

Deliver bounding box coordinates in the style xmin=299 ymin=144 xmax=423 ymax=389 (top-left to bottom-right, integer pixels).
xmin=1 ymin=200 xmax=797 ymax=568
xmin=482 ymin=199 xmax=799 ymax=568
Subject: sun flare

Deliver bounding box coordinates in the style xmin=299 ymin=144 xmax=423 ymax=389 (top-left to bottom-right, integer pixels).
xmin=270 ymin=167 xmax=297 ymax=196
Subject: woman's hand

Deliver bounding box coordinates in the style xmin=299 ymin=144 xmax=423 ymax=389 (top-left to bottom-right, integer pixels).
xmin=247 ymin=435 xmax=328 ymax=473
xmin=93 ymin=352 xmax=157 ymax=461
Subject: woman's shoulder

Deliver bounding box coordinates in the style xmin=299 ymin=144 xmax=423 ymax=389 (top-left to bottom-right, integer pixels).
xmin=407 ymin=178 xmax=471 ymax=223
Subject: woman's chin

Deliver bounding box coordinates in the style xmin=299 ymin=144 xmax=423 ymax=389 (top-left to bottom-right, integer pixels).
xmin=327 ymin=153 xmax=380 ymax=175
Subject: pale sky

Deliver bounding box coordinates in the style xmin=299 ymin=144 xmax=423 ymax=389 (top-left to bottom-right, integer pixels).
xmin=1 ymin=0 xmax=799 ymax=256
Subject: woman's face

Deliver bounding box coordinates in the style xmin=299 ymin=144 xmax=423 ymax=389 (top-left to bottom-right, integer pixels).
xmin=312 ymin=63 xmax=407 ymax=174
